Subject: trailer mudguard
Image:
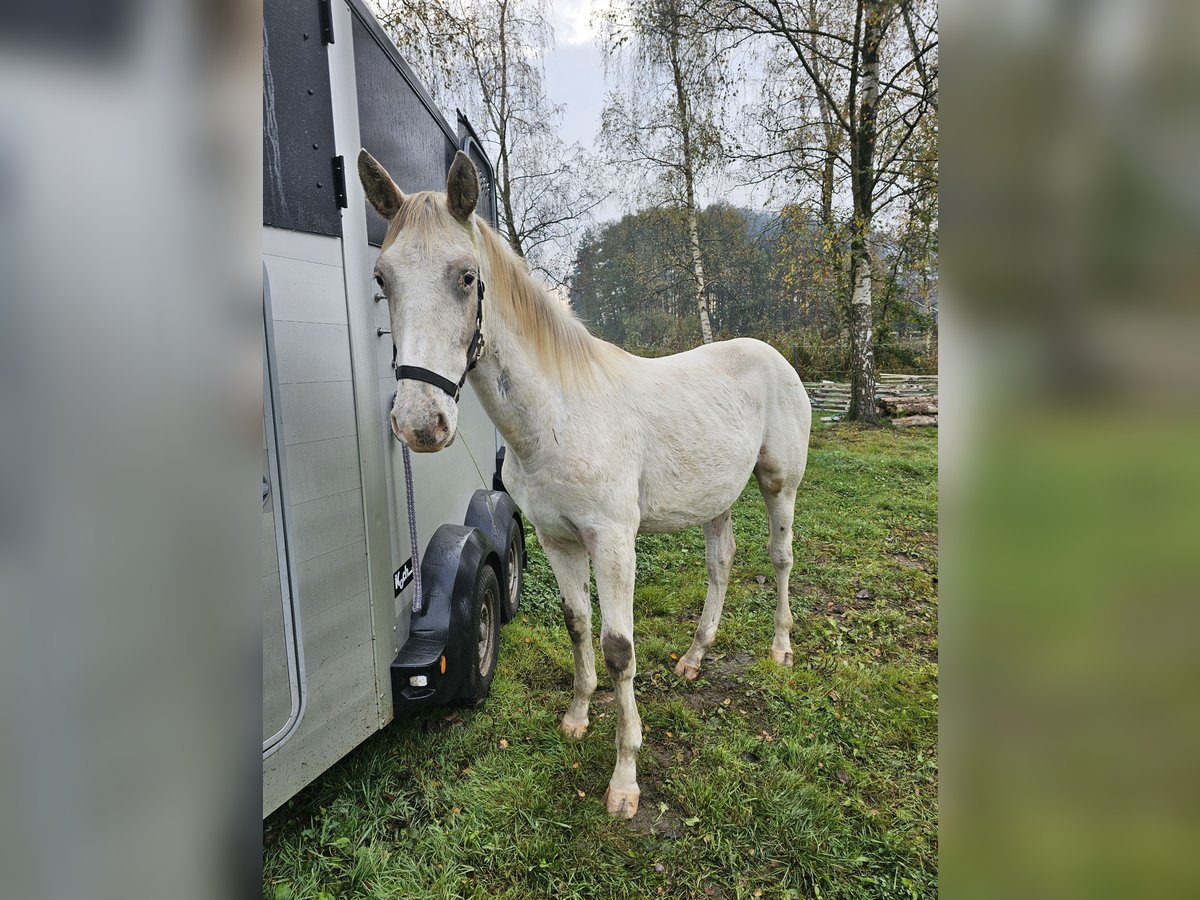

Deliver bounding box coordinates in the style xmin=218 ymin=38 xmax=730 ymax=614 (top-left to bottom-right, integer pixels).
xmin=464 ymin=489 xmax=526 ymax=622
xmin=390 ymin=524 xmax=499 ymax=715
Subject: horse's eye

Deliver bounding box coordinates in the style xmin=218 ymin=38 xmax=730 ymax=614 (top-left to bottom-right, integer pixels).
xmin=374 ymin=273 xmax=384 ymax=288
xmin=463 ymin=272 xmax=476 ymax=287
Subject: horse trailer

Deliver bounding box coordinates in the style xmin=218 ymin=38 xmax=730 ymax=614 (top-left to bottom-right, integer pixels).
xmin=262 ymin=0 xmax=524 ymax=816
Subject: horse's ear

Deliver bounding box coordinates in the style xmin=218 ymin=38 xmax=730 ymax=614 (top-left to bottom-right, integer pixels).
xmin=358 ymin=149 xmax=403 ymax=219
xmin=446 ymin=150 xmax=479 ymax=224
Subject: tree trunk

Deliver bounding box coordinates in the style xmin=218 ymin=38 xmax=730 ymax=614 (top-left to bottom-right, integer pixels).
xmin=809 ymin=0 xmax=838 ymax=229
xmin=847 ymin=227 xmax=876 ymax=421
xmin=845 ymin=0 xmax=888 ymax=423
xmin=667 ymin=18 xmax=712 ymax=344
xmin=686 ymin=205 xmax=713 ymax=343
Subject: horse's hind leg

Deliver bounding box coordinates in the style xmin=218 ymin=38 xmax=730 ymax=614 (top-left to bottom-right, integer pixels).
xmin=539 ymin=531 xmax=597 ymax=739
xmin=674 ymin=509 xmax=735 ymax=680
xmin=757 ymin=475 xmax=799 ymax=667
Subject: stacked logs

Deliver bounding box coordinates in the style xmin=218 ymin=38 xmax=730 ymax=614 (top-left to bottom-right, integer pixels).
xmin=876 ymin=374 xmax=938 ymax=427
xmin=877 ymin=393 xmax=938 ymax=427
xmin=799 ymin=375 xmax=939 ymax=424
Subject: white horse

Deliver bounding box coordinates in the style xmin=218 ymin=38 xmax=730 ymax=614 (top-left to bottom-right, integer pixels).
xmin=359 ymin=150 xmax=811 ymax=817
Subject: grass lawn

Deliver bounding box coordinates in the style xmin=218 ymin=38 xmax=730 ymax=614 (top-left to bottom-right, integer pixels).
xmin=263 ymin=423 xmax=938 ymax=899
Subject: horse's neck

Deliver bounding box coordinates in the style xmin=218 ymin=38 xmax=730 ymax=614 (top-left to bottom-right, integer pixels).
xmin=467 ymin=281 xmax=565 ymax=460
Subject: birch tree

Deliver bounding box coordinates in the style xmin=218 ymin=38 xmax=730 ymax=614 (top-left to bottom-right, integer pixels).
xmin=717 ymin=0 xmax=937 ymax=422
xmin=599 ymin=0 xmax=733 ymax=344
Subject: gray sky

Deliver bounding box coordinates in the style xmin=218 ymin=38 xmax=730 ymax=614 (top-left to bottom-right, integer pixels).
xmin=545 ymin=1 xmax=607 ymax=152
xmin=543 ymin=0 xmax=768 ymax=221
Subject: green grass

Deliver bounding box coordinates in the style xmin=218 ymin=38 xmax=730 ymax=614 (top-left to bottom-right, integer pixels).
xmin=263 ymin=423 xmax=938 ymax=899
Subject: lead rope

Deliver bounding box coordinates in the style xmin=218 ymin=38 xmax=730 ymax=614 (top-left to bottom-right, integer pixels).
xmin=401 ymin=444 xmax=424 ymax=615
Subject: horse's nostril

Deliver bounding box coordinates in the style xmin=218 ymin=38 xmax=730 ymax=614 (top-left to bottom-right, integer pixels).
xmin=434 ymin=412 xmax=449 ymax=439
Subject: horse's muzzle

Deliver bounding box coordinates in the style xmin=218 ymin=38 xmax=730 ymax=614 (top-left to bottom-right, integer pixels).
xmin=392 ymin=409 xmax=452 ymax=452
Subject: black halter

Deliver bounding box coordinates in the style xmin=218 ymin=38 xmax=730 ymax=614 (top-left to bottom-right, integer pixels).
xmin=393 ymin=278 xmax=485 ymax=403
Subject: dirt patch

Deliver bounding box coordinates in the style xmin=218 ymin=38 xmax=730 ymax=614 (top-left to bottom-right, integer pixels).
xmin=892 ymin=552 xmax=928 ymax=570
xmin=625 ymin=743 xmax=685 ymax=839
xmin=670 ymin=651 xmax=784 ymax=737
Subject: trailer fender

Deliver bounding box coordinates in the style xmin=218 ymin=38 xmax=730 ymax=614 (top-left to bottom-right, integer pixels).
xmin=390 ymin=524 xmax=501 ymax=715
xmin=464 ymin=489 xmax=526 ymax=622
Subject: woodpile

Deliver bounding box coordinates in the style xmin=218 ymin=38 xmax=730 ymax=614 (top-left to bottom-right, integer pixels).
xmin=876 ymin=374 xmax=938 ymax=427
xmin=800 ymin=374 xmax=939 ymax=426
xmin=877 ymin=395 xmax=939 ymax=417
xmin=891 ymin=414 xmax=937 ymax=428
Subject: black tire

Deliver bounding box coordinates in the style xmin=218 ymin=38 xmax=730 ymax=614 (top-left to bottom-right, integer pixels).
xmin=501 ymin=516 xmax=524 ymax=622
xmin=458 ymin=564 xmax=501 ymax=706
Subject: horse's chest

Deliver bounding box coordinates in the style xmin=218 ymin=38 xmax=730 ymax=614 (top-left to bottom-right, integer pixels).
xmin=503 ymin=452 xmax=618 ymax=539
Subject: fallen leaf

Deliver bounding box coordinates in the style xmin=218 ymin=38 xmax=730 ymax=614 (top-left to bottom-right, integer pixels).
xmin=722 ymin=697 xmax=731 ymax=706
xmin=754 ymin=575 xmax=767 ymax=585
xmin=654 ymin=862 xmax=666 ymax=873
xmin=854 ymin=588 xmax=872 ymax=600
xmin=684 ymin=816 xmax=700 ymax=826
xmin=576 ymin=789 xmax=586 ymax=798
xmin=828 ymin=689 xmax=841 ymax=703
xmin=571 ymin=761 xmax=580 ymax=769
xmin=666 ymin=731 xmax=673 ymax=738
xmin=523 ymin=636 xmax=532 ymax=644
xmin=451 ymin=806 xmax=461 ymax=814
xmin=498 ymin=739 xmax=509 ymax=749
xmin=670 ymin=653 xmax=679 ymax=660
xmin=836 ymin=769 xmax=850 ymax=785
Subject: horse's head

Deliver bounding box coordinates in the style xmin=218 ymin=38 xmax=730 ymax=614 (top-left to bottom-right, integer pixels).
xmin=358 ymin=148 xmax=483 ymax=452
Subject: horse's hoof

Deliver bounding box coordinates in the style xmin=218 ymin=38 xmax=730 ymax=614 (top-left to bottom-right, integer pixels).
xmin=560 ymin=717 xmax=589 ymax=740
xmin=673 ymin=658 xmax=701 ymax=680
xmin=770 ymin=648 xmax=795 ymax=667
xmin=603 ymin=786 xmax=640 ymax=819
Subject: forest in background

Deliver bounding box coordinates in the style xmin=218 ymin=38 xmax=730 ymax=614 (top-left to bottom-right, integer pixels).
xmin=370 ymin=0 xmax=938 ymax=416
xmin=570 ymin=201 xmax=936 ymax=379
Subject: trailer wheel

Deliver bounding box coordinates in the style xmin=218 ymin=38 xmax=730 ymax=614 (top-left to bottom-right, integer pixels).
xmin=459 ymin=563 xmax=501 ymax=706
xmin=501 ymin=517 xmax=523 ymax=622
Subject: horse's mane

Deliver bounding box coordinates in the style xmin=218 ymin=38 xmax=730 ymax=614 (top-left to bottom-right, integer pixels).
xmin=473 ymin=219 xmax=621 ymax=390
xmin=381 ymin=192 xmax=620 ymax=390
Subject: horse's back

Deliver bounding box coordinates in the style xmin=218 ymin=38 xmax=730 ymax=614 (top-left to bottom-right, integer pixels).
xmin=648 ymin=337 xmax=810 ymax=429
xmin=626 ymin=338 xmax=810 ymax=531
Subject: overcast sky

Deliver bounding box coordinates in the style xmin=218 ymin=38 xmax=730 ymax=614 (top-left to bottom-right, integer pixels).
xmin=545 ymin=1 xmax=606 ymax=151
xmin=543 ymin=0 xmax=767 ymax=221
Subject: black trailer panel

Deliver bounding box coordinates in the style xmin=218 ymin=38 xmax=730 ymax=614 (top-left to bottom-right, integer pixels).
xmin=263 ymin=0 xmax=341 ymax=237
xmin=348 ymin=0 xmax=497 ymax=245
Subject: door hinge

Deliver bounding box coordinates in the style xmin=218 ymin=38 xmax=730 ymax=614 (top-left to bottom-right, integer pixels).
xmin=331 ymin=156 xmax=347 ymax=208
xmin=318 ymin=0 xmax=335 ymax=44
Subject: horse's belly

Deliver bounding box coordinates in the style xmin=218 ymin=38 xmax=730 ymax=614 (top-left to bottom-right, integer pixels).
xmin=637 ymin=446 xmax=757 ymax=532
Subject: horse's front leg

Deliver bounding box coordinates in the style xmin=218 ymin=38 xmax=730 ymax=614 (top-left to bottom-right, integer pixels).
xmin=591 ymin=527 xmax=642 ymax=818
xmin=538 ymin=530 xmax=597 ymax=739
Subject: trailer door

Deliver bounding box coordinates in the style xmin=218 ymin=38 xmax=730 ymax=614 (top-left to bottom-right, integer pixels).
xmin=263 ymin=272 xmax=304 ymax=752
